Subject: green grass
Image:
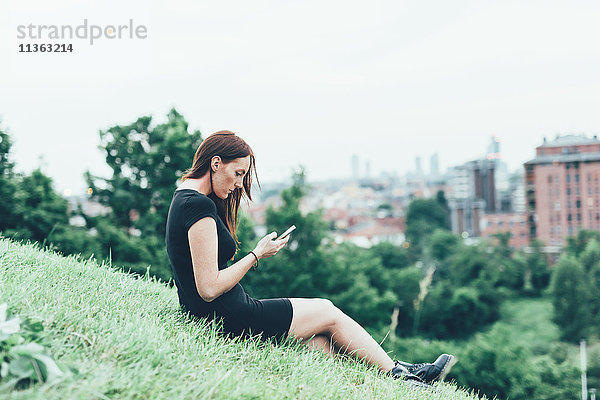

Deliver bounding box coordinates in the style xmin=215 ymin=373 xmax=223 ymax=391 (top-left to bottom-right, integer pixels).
xmin=0 ymin=238 xmax=483 ymax=400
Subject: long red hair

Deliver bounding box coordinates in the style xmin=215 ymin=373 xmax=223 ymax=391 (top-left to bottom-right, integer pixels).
xmin=181 ymin=131 xmax=259 ymax=244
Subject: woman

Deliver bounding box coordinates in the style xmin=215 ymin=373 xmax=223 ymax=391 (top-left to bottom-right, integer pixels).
xmin=165 ymin=131 xmax=455 ymax=386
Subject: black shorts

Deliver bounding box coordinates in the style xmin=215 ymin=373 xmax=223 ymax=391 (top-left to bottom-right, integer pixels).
xmin=209 ymin=283 xmax=293 ymax=342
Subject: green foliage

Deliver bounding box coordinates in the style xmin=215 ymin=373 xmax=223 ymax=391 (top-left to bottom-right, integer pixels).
xmin=447 ymin=241 xmax=525 ymax=292
xmin=370 ymin=241 xmax=413 ymax=270
xmin=428 ymin=229 xmax=460 ymax=263
xmin=452 ymin=326 xmax=536 ymax=399
xmin=551 ymin=231 xmax=600 ymax=341
xmin=43 ymin=225 xmax=101 ymax=261
xmin=388 ymin=303 xmax=583 ymax=400
xmin=495 ymin=298 xmax=560 ymax=354
xmin=580 ymin=238 xmax=600 ymax=272
xmin=577 ymin=239 xmax=600 ymax=335
xmin=0 ymin=128 xmax=99 ymax=262
xmin=491 ymin=231 xmax=512 ymax=258
xmin=448 ymin=245 xmax=489 ymax=287
xmin=377 ymin=202 xmax=393 ymax=216
xmin=0 ymin=303 xmax=70 ymax=392
xmin=591 ymin=262 xmax=600 ymax=329
xmin=405 ymin=194 xmax=450 ymax=255
xmin=565 ymin=229 xmax=600 ymax=258
xmin=9 ymin=170 xmax=70 ymax=244
xmin=234 ymin=211 xmax=258 ymax=257
xmin=326 ymin=243 xmax=399 ymax=331
xmin=0 ymin=129 xmax=69 ymax=243
xmin=241 ymin=169 xmax=331 ymax=298
xmin=451 ymin=326 xmax=580 ymax=400
xmin=550 ymin=254 xmax=591 ymax=341
xmin=83 ymin=109 xmax=203 ymax=280
xmin=417 ymin=282 xmax=501 ymax=339
xmin=523 ymin=240 xmax=550 ymax=294
xmin=389 ymin=267 xmax=422 ymax=336
xmin=86 ymin=109 xmax=202 ymax=238
xmin=0 ymin=129 xmax=19 ymax=233
xmin=0 ymin=128 xmax=13 ymax=176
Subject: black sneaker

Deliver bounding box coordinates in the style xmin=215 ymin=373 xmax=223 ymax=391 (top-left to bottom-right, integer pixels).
xmin=396 ymin=354 xmax=456 ymax=384
xmin=389 ymin=362 xmax=432 ymax=389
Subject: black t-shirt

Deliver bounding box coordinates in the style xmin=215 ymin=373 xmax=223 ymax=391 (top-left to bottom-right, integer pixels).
xmin=165 ymin=189 xmax=237 ymax=315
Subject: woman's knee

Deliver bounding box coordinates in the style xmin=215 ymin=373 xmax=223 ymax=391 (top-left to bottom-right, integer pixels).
xmin=318 ymin=298 xmax=343 ymax=331
xmin=319 ymin=298 xmax=335 ymax=311
xmin=288 ymin=298 xmax=341 ymax=337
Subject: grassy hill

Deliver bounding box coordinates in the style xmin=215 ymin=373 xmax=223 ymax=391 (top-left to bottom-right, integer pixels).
xmin=0 ymin=238 xmax=484 ymax=400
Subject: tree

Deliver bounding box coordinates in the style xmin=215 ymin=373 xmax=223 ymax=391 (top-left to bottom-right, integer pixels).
xmin=17 ymin=170 xmax=69 ymax=241
xmin=448 ymin=244 xmax=489 ymax=286
xmin=417 ymin=280 xmax=501 ymax=339
xmin=240 ymin=168 xmax=331 ymax=298
xmin=0 ymin=128 xmax=19 ymax=233
xmin=566 ymin=229 xmax=600 ymax=258
xmin=326 ymin=242 xmax=399 ymax=332
xmin=0 ymin=130 xmax=65 ymax=244
xmin=405 ymin=195 xmax=450 ymax=256
xmin=589 ymin=262 xmax=600 ymax=331
xmin=452 ymin=326 xmax=580 ymax=400
xmin=0 ymin=129 xmax=98 ymax=259
xmin=369 ymin=241 xmax=412 ymax=270
xmin=524 ymin=239 xmax=550 ymax=294
xmin=579 ymin=238 xmax=600 ymax=272
xmin=84 ymin=109 xmax=203 ymax=278
xmin=427 ymin=229 xmax=460 ymax=263
xmin=86 ymin=108 xmax=203 ymax=238
xmin=492 ymin=231 xmax=513 ymax=258
xmin=435 ymin=190 xmax=451 ymax=228
xmin=392 ymin=266 xmax=425 ymax=336
xmin=550 ymin=254 xmax=591 ymax=341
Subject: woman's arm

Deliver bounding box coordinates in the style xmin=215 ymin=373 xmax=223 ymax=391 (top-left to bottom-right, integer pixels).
xmin=188 ymin=217 xmax=288 ymax=302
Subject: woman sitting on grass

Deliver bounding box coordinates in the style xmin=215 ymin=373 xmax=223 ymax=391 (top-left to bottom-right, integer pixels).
xmin=165 ymin=131 xmax=456 ymax=387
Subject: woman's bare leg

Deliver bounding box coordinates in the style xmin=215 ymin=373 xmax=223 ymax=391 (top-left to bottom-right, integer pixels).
xmin=288 ymin=298 xmax=395 ymax=372
xmin=304 ymin=334 xmax=335 ymax=355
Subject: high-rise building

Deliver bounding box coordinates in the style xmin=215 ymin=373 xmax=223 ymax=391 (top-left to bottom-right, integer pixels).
xmin=415 ymin=156 xmax=423 ymax=178
xmin=448 ymin=159 xmax=496 ymax=236
xmin=486 ymin=136 xmax=501 ymax=160
xmin=486 ymin=136 xmax=512 ymax=211
xmin=524 ymin=134 xmax=600 ymax=246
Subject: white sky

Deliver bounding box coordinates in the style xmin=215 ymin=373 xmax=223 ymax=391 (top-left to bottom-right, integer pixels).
xmin=1 ymin=0 xmax=599 ymax=193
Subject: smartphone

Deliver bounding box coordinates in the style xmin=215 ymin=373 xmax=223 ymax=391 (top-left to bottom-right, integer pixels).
xmin=276 ymin=225 xmax=296 ymax=240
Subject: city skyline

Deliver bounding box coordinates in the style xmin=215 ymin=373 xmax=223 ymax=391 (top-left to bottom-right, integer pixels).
xmin=3 ymin=130 xmax=590 ymax=196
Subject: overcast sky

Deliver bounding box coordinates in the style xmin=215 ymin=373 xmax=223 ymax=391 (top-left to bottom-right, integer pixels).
xmin=1 ymin=0 xmax=599 ymax=193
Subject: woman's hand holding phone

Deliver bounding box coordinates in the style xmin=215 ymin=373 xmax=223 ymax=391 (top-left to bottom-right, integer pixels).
xmin=253 ymin=225 xmax=295 ymax=259
xmin=276 ymin=225 xmax=296 ymax=240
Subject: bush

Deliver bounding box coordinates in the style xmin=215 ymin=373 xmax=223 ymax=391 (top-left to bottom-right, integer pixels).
xmin=550 ymin=255 xmax=591 ymax=341
xmin=449 ymin=326 xmax=579 ymax=400
xmin=0 ymin=303 xmax=71 ymax=391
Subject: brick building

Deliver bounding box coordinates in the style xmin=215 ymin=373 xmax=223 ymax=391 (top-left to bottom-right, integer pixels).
xmin=525 ymin=135 xmax=600 ymax=246
xmin=480 ymin=212 xmax=529 ymax=248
